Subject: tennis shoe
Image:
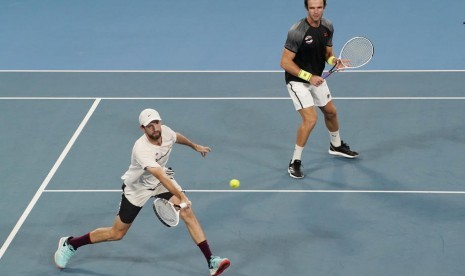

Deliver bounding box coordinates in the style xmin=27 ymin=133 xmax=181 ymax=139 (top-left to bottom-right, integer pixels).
xmin=209 ymin=256 xmax=230 ymax=276
xmin=288 ymin=159 xmax=304 ymax=179
xmin=54 ymin=236 xmax=76 ymax=269
xmin=328 ymin=141 xmax=359 ymax=158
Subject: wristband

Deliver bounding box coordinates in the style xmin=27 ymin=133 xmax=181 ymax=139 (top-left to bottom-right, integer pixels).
xmin=327 ymin=56 xmax=336 ymax=65
xmin=298 ymin=70 xmax=312 ymax=81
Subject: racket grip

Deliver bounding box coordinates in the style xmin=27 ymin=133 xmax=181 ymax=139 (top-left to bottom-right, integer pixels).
xmin=179 ymin=202 xmax=188 ymax=209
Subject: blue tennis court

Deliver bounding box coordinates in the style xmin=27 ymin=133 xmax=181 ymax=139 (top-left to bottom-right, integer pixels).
xmin=1 ymin=1 xmax=465 ymax=276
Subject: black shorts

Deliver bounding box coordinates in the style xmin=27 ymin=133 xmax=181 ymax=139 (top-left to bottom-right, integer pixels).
xmin=117 ymin=184 xmax=173 ymax=224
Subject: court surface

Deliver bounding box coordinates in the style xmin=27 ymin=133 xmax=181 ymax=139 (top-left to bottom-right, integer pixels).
xmin=1 ymin=0 xmax=465 ymax=275
xmin=1 ymin=71 xmax=465 ymax=276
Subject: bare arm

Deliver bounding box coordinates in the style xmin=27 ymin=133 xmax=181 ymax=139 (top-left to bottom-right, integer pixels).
xmin=175 ymin=132 xmax=211 ymax=157
xmin=280 ymin=48 xmax=323 ymax=86
xmin=325 ymin=46 xmax=335 ymax=61
xmin=146 ymin=166 xmax=189 ymax=204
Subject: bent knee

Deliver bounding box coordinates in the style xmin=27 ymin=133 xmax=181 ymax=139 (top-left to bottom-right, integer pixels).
xmin=304 ymin=117 xmax=318 ymax=125
xmin=179 ymin=208 xmax=196 ymax=221
xmin=111 ymin=230 xmax=127 ymax=241
xmin=301 ymin=116 xmax=317 ymax=127
xmin=299 ymin=109 xmax=318 ymax=125
xmin=322 ymin=104 xmax=337 ymax=119
xmin=324 ymin=111 xmax=337 ymax=120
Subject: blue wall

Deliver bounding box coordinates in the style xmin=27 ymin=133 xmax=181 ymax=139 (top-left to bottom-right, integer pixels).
xmin=0 ymin=0 xmax=464 ymax=70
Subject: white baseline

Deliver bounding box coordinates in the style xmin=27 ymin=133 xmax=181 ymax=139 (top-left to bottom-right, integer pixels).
xmin=43 ymin=189 xmax=465 ymax=194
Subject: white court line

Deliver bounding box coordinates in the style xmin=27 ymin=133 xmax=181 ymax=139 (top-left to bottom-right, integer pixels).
xmin=43 ymin=189 xmax=465 ymax=194
xmin=0 ymin=99 xmax=101 ymax=261
xmin=0 ymin=69 xmax=464 ymax=73
xmin=2 ymin=97 xmax=465 ymax=100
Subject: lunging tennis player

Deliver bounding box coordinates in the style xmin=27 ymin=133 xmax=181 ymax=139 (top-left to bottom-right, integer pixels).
xmin=54 ymin=108 xmax=230 ymax=276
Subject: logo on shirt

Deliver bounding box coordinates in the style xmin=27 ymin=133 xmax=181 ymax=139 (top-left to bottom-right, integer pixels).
xmin=324 ymin=32 xmax=328 ymax=37
xmin=304 ymin=35 xmax=313 ymax=44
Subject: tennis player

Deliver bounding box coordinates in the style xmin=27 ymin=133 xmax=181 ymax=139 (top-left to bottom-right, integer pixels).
xmin=281 ymin=0 xmax=359 ymax=179
xmin=54 ymin=108 xmax=230 ymax=276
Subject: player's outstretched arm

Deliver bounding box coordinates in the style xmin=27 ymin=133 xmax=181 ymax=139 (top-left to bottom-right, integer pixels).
xmin=175 ymin=132 xmax=211 ymax=157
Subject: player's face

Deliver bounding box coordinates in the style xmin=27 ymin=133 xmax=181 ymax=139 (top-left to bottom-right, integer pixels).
xmin=144 ymin=120 xmax=162 ymax=140
xmin=306 ymin=0 xmax=325 ymax=23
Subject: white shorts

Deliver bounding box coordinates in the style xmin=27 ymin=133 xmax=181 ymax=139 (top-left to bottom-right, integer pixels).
xmin=287 ymin=81 xmax=332 ymax=110
xmin=123 ymin=175 xmax=182 ymax=207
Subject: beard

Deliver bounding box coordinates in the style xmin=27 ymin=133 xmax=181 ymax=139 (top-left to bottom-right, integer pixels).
xmin=148 ymin=130 xmax=161 ymax=141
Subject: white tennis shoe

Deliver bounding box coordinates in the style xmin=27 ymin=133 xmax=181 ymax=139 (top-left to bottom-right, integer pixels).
xmin=209 ymin=256 xmax=230 ymax=276
xmin=54 ymin=237 xmax=76 ymax=269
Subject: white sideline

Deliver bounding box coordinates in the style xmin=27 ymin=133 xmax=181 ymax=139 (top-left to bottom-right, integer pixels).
xmin=0 ymin=99 xmax=101 ymax=260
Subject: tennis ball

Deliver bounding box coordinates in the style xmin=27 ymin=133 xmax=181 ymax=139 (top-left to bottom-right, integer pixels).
xmin=229 ymin=179 xmax=240 ymax=189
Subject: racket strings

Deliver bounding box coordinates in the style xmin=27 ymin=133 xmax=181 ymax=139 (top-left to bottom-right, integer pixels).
xmin=340 ymin=37 xmax=374 ymax=68
xmin=154 ymin=201 xmax=177 ymax=224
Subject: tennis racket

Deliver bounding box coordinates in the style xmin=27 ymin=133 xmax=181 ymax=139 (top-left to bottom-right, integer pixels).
xmin=323 ymin=36 xmax=374 ymax=79
xmin=152 ymin=198 xmax=188 ymax=227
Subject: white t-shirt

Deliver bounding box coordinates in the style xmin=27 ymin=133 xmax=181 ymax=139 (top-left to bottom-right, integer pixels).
xmin=121 ymin=125 xmax=180 ymax=206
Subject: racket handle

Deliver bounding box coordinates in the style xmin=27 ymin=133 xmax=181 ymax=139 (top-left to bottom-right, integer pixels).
xmin=179 ymin=202 xmax=188 ymax=209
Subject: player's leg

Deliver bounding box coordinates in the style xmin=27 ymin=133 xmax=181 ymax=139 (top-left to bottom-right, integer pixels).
xmin=89 ymin=192 xmax=140 ymax=242
xmin=319 ymin=100 xmax=339 ymax=133
xmin=287 ymin=81 xmax=318 ymax=178
xmin=54 ymin=192 xmax=139 ymax=269
xmin=316 ymin=83 xmax=358 ymax=158
xmin=54 ymin=217 xmax=132 ymax=269
xmin=160 ymin=185 xmax=230 ymax=276
xmin=177 ymin=200 xmax=230 ymax=276
xmin=164 ymin=191 xmax=207 ymax=245
xmin=88 ymin=215 xmax=132 ymax=243
xmin=297 ymin=106 xmax=318 ymax=147
xmin=180 ymin=205 xmax=207 ymax=242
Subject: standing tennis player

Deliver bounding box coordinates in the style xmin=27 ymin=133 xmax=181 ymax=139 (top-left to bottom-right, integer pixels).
xmin=54 ymin=108 xmax=230 ymax=276
xmin=281 ymin=0 xmax=359 ymax=179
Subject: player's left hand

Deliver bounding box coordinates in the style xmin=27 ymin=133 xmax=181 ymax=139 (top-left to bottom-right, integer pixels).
xmin=194 ymin=144 xmax=211 ymax=157
xmin=337 ymin=58 xmax=349 ymax=70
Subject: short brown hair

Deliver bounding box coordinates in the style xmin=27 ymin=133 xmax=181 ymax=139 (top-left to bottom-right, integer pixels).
xmin=304 ymin=0 xmax=327 ymax=9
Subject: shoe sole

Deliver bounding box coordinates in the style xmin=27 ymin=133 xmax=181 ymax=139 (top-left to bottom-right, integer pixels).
xmin=328 ymin=149 xmax=359 ymax=159
xmin=287 ymin=168 xmax=304 ymax=179
xmin=212 ymin=259 xmax=231 ymax=276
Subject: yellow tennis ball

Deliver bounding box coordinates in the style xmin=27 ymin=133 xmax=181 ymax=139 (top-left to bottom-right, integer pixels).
xmin=229 ymin=179 xmax=240 ymax=189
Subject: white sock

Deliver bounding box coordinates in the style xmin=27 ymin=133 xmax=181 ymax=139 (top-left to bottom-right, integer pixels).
xmin=329 ymin=131 xmax=341 ymax=147
xmin=292 ymin=145 xmax=304 ymax=162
